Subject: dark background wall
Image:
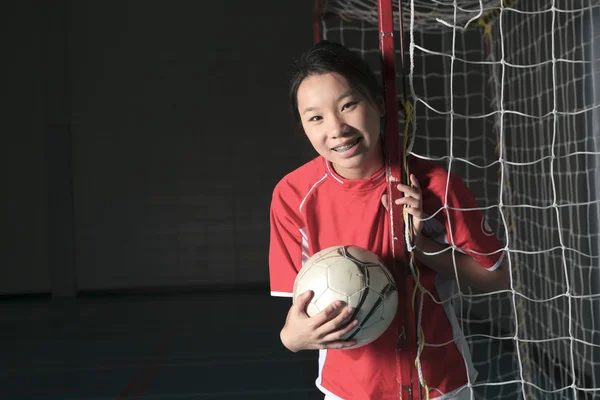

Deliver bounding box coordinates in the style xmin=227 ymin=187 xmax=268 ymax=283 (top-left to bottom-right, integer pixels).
xmin=4 ymin=1 xmax=51 ymax=295
xmin=3 ymin=0 xmax=315 ymax=295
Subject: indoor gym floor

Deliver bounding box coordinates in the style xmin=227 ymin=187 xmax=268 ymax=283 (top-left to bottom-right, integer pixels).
xmin=2 ymin=289 xmax=527 ymax=400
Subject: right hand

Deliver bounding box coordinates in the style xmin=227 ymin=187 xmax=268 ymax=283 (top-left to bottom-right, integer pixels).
xmin=280 ymin=290 xmax=359 ymax=352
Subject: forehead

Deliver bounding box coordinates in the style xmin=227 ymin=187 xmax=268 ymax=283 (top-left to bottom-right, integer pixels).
xmin=297 ymin=73 xmax=353 ymax=107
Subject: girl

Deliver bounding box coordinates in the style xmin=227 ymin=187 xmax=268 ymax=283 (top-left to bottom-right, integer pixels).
xmin=269 ymin=40 xmax=509 ymax=400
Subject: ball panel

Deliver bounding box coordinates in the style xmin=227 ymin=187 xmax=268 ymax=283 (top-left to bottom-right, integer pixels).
xmin=354 ymin=319 xmax=390 ymax=346
xmin=356 ymin=292 xmax=385 ymax=325
xmin=346 ymin=245 xmax=382 ymax=264
xmin=306 ymin=302 xmax=320 ymax=317
xmin=344 ymin=288 xmax=365 ymax=310
xmin=347 ymin=288 xmax=376 ymax=325
xmin=310 ymin=246 xmax=345 ymax=268
xmin=326 ymin=258 xmax=365 ymax=295
xmin=378 ymin=260 xmax=395 ymax=285
xmin=315 ymin=288 xmax=349 ymax=312
xmin=366 ymin=264 xmax=397 ymax=297
xmin=293 ymin=265 xmax=329 ymax=303
xmin=341 ymin=322 xmax=361 ymax=340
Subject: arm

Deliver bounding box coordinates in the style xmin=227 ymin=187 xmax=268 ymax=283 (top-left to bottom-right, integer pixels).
xmin=414 ymin=234 xmax=510 ymax=293
xmin=391 ymin=174 xmax=510 ymax=293
xmin=269 ymin=187 xmax=358 ymax=352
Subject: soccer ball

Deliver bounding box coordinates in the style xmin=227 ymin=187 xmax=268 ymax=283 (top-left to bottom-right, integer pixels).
xmin=292 ymin=245 xmax=398 ymax=348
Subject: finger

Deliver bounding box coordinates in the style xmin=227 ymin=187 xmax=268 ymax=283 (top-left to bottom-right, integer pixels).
xmin=397 ymin=183 xmax=422 ymax=200
xmin=403 ymin=206 xmax=424 ymax=220
xmin=310 ymin=300 xmax=347 ymax=327
xmin=410 ymin=174 xmax=420 ymax=189
xmin=316 ymin=306 xmax=356 ymax=336
xmin=395 ymin=197 xmax=420 ymax=208
xmin=320 ymin=317 xmax=360 ymax=342
xmin=292 ymin=290 xmax=314 ymax=314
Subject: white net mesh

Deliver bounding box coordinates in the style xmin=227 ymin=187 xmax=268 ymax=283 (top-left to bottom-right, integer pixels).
xmin=324 ymin=0 xmax=510 ymax=32
xmin=319 ymin=0 xmax=600 ymax=399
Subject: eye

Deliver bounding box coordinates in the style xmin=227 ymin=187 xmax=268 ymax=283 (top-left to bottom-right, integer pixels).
xmin=308 ymin=115 xmax=322 ymax=122
xmin=342 ymin=101 xmax=358 ymax=111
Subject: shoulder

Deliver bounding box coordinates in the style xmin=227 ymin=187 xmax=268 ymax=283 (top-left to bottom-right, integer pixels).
xmin=271 ymin=156 xmax=328 ymax=213
xmin=410 ymin=157 xmax=449 ymax=193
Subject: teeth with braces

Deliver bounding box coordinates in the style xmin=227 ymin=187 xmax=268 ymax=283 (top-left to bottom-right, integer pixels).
xmin=334 ymin=138 xmax=359 ymax=152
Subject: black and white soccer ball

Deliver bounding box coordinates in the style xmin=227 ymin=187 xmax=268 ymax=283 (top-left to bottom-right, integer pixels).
xmin=293 ymin=245 xmax=398 ymax=349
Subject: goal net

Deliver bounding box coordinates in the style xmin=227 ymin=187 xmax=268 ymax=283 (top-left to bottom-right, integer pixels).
xmin=316 ymin=0 xmax=600 ymax=399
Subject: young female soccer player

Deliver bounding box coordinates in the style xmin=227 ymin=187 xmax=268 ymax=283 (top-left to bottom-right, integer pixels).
xmin=268 ymin=40 xmax=510 ymax=400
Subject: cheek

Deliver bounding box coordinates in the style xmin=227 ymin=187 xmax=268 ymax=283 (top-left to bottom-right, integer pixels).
xmin=363 ymin=112 xmax=381 ymax=141
xmin=303 ymin=126 xmax=326 ymax=149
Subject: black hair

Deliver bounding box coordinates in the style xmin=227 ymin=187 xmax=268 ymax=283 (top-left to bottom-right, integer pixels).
xmin=288 ymin=40 xmax=383 ymax=129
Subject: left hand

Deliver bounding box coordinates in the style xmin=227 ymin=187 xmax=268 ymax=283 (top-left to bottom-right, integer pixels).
xmin=381 ymin=174 xmax=424 ymax=240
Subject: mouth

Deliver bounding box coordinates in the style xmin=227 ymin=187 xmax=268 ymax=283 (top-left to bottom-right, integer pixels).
xmin=332 ymin=137 xmax=361 ymax=153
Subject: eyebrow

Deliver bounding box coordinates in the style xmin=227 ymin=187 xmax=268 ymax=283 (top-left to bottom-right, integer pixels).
xmin=302 ymin=90 xmax=356 ymax=115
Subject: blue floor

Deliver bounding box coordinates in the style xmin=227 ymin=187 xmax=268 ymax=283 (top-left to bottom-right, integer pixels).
xmin=0 ymin=290 xmax=530 ymax=399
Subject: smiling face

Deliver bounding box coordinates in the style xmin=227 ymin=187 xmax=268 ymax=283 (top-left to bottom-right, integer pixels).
xmin=296 ymin=72 xmax=384 ymax=180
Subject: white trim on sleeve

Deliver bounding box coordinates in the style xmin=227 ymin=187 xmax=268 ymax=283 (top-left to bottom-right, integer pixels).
xmin=270 ymin=291 xmax=293 ymax=298
xmin=486 ymin=250 xmax=505 ymax=272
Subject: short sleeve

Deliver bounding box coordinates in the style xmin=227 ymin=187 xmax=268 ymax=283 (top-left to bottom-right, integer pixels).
xmin=269 ymin=188 xmax=303 ymax=297
xmin=444 ymin=173 xmax=505 ymax=271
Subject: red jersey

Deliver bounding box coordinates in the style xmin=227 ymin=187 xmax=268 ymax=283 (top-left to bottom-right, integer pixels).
xmin=269 ymin=156 xmax=504 ymax=400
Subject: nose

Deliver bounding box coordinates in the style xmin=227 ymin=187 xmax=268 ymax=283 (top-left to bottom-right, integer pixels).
xmin=327 ymin=114 xmax=350 ymax=138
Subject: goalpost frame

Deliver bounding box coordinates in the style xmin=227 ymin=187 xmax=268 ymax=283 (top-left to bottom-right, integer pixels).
xmin=377 ymin=0 xmax=419 ymax=398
